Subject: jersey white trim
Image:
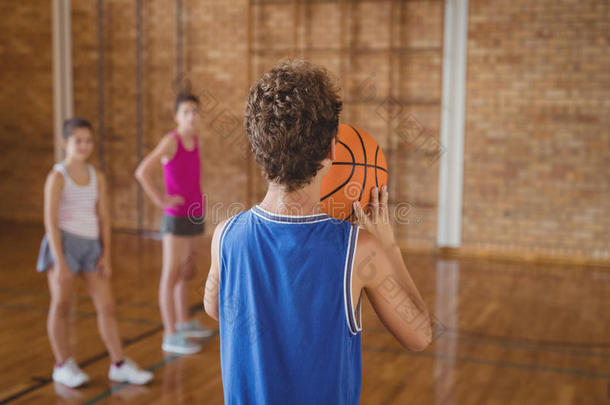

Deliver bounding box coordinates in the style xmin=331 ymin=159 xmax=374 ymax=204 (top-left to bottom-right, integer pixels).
xmin=255 ymin=204 xmax=329 ymax=219
xmin=218 ymin=215 xmax=238 ymax=286
xmin=343 ymin=225 xmax=361 ymax=335
xmin=251 ymin=208 xmax=332 ymax=225
xmin=350 ymin=227 xmax=362 ymax=332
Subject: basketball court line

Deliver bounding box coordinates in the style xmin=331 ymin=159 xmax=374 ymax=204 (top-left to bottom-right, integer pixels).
xmin=9 ymin=338 xmax=603 ymax=404
xmin=0 ymin=380 xmax=47 ymax=405
xmin=80 ymin=354 xmax=183 ymax=405
xmin=0 ymin=286 xmax=160 ymax=309
xmin=362 ymin=345 xmax=610 ymax=379
xmin=364 ymin=327 xmax=610 ymax=353
xmin=0 ymin=325 xmax=163 ymax=404
xmin=449 ymin=327 xmax=610 ymax=349
xmin=0 ymin=303 xmax=209 ymax=404
xmin=0 ymin=302 xmax=158 ymax=326
xmin=365 ymin=332 xmax=610 ymax=360
xmin=81 ymin=332 xmax=219 ymax=405
xmin=451 ymin=334 xmax=610 ymax=359
xmin=1 ymin=302 xmax=606 ymax=403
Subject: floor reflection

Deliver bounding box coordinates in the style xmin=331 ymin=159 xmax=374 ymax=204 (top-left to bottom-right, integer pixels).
xmin=435 ymin=259 xmax=460 ymax=405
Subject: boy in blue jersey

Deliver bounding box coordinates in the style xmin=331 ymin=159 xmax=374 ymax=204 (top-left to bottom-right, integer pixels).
xmin=204 ymin=60 xmax=431 ymax=404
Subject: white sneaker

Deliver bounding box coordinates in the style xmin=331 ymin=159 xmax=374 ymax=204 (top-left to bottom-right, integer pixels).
xmin=108 ymin=358 xmax=153 ymax=385
xmin=162 ymin=332 xmax=202 ymax=354
xmin=176 ymin=320 xmax=215 ymax=339
xmin=52 ymin=358 xmax=90 ymax=388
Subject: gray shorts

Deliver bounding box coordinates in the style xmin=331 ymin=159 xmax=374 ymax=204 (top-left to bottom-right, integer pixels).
xmin=36 ymin=230 xmax=102 ymax=274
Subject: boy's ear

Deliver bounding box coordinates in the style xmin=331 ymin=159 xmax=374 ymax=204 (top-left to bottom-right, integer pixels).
xmin=327 ymin=137 xmax=336 ymax=161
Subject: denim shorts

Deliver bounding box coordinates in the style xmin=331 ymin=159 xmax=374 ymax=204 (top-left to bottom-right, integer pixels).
xmin=36 ymin=230 xmax=102 ymax=274
xmin=160 ymin=214 xmax=205 ymax=236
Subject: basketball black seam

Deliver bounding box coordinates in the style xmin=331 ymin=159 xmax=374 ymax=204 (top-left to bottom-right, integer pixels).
xmin=320 ymin=139 xmax=356 ymax=201
xmin=332 ymin=162 xmax=387 ymax=173
xmin=374 ymin=145 xmax=380 ymax=188
xmin=350 ymin=126 xmax=367 ymax=221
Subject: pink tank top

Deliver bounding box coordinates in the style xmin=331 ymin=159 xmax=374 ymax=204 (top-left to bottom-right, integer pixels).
xmin=162 ymin=131 xmax=204 ymax=217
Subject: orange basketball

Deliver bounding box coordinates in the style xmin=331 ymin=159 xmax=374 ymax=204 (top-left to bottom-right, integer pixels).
xmin=320 ymin=124 xmax=388 ymax=220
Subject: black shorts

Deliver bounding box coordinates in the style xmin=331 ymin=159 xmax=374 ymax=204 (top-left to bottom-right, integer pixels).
xmin=161 ymin=214 xmax=205 ymax=236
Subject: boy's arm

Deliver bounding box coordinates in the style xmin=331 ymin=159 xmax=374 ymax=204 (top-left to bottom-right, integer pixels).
xmin=96 ymin=170 xmax=112 ymax=278
xmin=204 ymin=218 xmax=229 ymax=321
xmin=134 ymin=134 xmax=180 ymax=209
xmin=354 ymin=232 xmax=431 ymax=351
xmin=352 ymin=187 xmax=432 ymax=352
xmin=43 ymin=171 xmax=69 ymax=277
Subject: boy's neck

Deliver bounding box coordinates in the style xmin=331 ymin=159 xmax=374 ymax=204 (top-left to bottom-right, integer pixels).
xmin=259 ymin=180 xmax=323 ymax=216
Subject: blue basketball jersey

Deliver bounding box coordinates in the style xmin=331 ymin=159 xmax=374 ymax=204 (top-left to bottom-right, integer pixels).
xmin=218 ymin=205 xmax=362 ymax=404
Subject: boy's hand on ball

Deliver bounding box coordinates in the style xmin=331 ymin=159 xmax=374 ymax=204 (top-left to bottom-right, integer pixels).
xmin=353 ymin=186 xmax=396 ymax=248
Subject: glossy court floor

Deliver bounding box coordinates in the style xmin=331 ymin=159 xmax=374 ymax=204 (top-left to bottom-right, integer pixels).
xmin=0 ymin=222 xmax=608 ymax=404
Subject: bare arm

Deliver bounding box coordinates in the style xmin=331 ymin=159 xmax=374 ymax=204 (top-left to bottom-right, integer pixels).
xmin=204 ymin=218 xmax=229 ymax=321
xmin=354 ymin=232 xmax=431 ymax=351
xmin=43 ymin=171 xmax=69 ymax=274
xmin=96 ymin=171 xmax=112 ymax=277
xmin=198 ymin=137 xmax=206 ymax=194
xmin=352 ymin=187 xmax=432 ymax=351
xmin=199 ymin=138 xmax=208 ymax=212
xmin=134 ymin=134 xmax=179 ymax=208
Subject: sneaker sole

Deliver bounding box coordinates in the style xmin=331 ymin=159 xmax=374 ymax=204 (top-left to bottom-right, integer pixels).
xmin=161 ymin=343 xmax=202 ymax=354
xmin=53 ymin=377 xmax=90 ymax=388
xmin=180 ymin=331 xmax=215 ymax=339
xmin=109 ymin=375 xmax=153 ymax=385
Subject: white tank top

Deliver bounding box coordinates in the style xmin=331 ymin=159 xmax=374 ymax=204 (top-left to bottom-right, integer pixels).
xmin=54 ymin=163 xmax=100 ymax=239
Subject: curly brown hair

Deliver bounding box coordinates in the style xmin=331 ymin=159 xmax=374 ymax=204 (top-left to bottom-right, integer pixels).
xmin=244 ymin=59 xmax=343 ymax=192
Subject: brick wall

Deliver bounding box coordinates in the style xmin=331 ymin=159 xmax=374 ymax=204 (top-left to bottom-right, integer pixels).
xmin=463 ymin=0 xmax=610 ymax=262
xmin=68 ymin=0 xmax=444 ymax=246
xmin=247 ymin=0 xmax=445 ymax=250
xmin=0 ymin=1 xmax=54 ymax=223
xmin=1 ymin=0 xmax=607 ymax=263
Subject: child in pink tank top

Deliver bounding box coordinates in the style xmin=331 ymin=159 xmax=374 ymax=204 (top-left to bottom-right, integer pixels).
xmin=162 ymin=130 xmax=204 ymax=218
xmin=135 ymin=94 xmax=213 ymax=354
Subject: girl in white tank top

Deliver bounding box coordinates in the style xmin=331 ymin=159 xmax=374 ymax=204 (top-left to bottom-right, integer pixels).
xmin=37 ymin=118 xmax=153 ymax=387
xmin=53 ymin=162 xmax=99 ymax=239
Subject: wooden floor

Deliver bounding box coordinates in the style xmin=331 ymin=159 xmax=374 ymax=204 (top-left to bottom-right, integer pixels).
xmin=0 ymin=222 xmax=608 ymax=404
